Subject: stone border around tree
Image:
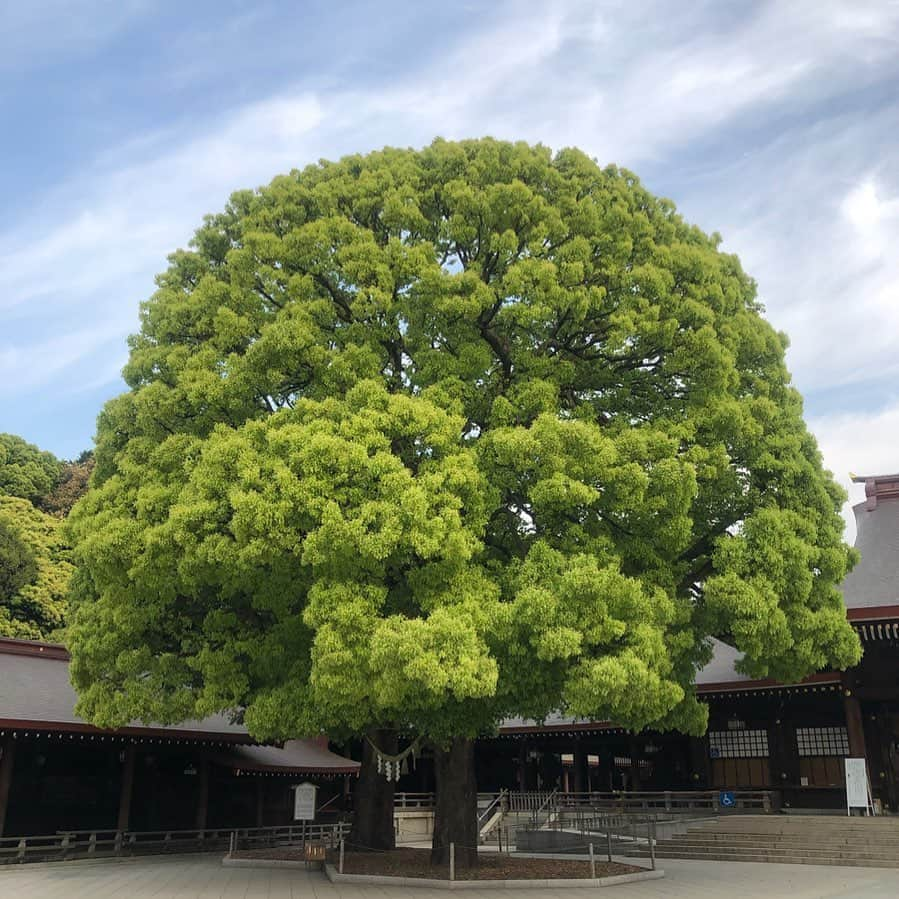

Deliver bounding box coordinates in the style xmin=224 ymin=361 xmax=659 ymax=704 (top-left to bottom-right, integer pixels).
xmin=222 ymin=854 xmax=665 ymax=889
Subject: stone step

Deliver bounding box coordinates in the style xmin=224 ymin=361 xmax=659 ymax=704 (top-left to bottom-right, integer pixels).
xmin=694 ymin=815 xmax=898 ymax=826
xmin=689 ymin=826 xmax=899 ymax=838
xmin=653 ymin=840 xmax=899 ymax=860
xmin=696 ymin=822 xmax=899 ymax=830
xmin=671 ymin=832 xmax=899 ymax=846
xmin=628 ymin=848 xmax=899 ymax=868
xmin=690 ymin=819 xmax=899 ymax=834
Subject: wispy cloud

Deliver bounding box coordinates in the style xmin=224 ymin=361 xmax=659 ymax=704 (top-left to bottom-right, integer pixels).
xmin=0 ymin=1 xmax=150 ymax=72
xmin=3 ymin=0 xmax=899 ymax=490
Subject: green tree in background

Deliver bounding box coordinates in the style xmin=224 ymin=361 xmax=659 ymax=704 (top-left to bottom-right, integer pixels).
xmin=0 ymin=433 xmax=62 ymax=506
xmin=67 ymin=139 xmax=861 ymax=865
xmin=0 ymin=496 xmax=73 ymax=640
xmin=41 ymin=451 xmax=95 ymax=517
xmin=0 ymin=515 xmax=38 ymax=599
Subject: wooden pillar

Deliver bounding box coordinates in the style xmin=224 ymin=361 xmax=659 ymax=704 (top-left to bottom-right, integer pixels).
xmin=573 ymin=740 xmax=586 ymax=794
xmin=629 ymin=738 xmax=643 ymax=791
xmin=517 ymin=740 xmax=528 ymax=791
xmin=117 ymin=745 xmax=136 ymax=832
xmin=194 ymin=758 xmax=209 ymax=831
xmin=0 ymin=735 xmax=16 ymax=837
xmin=688 ymin=736 xmax=710 ymax=787
xmin=255 ymin=778 xmax=265 ymax=827
xmin=842 ymin=673 xmax=868 ymax=759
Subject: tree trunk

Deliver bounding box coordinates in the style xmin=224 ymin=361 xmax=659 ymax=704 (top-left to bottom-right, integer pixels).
xmin=349 ymin=729 xmax=397 ymax=851
xmin=431 ymin=736 xmax=478 ymax=869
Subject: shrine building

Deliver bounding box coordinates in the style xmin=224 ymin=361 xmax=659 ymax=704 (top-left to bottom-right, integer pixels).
xmin=472 ymin=472 xmax=899 ymax=812
xmin=1 ymin=473 xmax=898 ymax=840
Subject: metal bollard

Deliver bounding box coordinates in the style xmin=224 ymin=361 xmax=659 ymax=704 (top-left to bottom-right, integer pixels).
xmin=606 ymin=826 xmax=612 ymax=862
xmin=589 ymin=842 xmax=596 ymax=879
xmin=649 ymin=820 xmax=656 ymax=871
xmin=339 ymin=838 xmax=345 ymax=874
xmin=449 ymin=842 xmax=455 ymax=882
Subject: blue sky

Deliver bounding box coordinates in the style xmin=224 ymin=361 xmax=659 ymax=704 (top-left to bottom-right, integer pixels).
xmin=2 ymin=0 xmax=899 ymax=522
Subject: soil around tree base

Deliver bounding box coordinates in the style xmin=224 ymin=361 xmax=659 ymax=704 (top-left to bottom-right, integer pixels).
xmin=233 ymin=847 xmax=642 ymax=880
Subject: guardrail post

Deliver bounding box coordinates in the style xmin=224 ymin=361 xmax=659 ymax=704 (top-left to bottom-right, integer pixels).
xmin=339 ymin=837 xmax=345 ymax=874
xmin=17 ymin=837 xmax=25 ymax=862
xmin=229 ymin=831 xmax=235 ymax=857
xmin=449 ymin=842 xmax=455 ymax=882
xmin=114 ymin=831 xmax=122 ymax=856
xmin=88 ymin=832 xmax=96 ymax=855
xmin=61 ymin=833 xmax=70 ymax=859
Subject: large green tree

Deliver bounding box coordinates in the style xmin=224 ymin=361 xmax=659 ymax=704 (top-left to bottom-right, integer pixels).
xmin=67 ymin=139 xmax=860 ymax=865
xmin=0 ymin=433 xmax=62 ymax=506
xmin=0 ymin=496 xmax=72 ymax=640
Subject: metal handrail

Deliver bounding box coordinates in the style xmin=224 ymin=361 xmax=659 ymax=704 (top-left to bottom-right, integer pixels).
xmin=530 ymin=788 xmax=559 ymax=828
xmin=477 ymin=789 xmax=507 ymax=832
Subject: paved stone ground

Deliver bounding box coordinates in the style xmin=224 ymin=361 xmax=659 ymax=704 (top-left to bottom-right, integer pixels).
xmin=1 ymin=852 xmax=898 ymax=898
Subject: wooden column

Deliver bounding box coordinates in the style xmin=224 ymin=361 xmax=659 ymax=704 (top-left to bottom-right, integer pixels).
xmin=194 ymin=758 xmax=209 ymax=831
xmin=572 ymin=740 xmax=586 ymax=794
xmin=842 ymin=673 xmax=868 ymax=760
xmin=255 ymin=779 xmax=265 ymax=827
xmin=117 ymin=745 xmax=136 ymax=832
xmin=688 ymin=735 xmax=710 ymax=787
xmin=629 ymin=738 xmax=643 ymax=792
xmin=0 ymin=735 xmax=16 ymax=837
xmin=517 ymin=740 xmax=528 ymax=791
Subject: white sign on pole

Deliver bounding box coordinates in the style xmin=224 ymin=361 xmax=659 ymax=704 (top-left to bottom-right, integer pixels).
xmin=293 ymin=782 xmax=317 ymax=821
xmin=845 ymin=757 xmax=868 ymax=812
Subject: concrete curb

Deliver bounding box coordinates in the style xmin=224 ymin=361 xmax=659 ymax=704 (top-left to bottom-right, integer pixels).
xmin=322 ymin=862 xmax=665 ymax=889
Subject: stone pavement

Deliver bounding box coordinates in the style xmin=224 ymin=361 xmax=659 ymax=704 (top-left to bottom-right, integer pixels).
xmin=1 ymin=852 xmax=899 ymax=898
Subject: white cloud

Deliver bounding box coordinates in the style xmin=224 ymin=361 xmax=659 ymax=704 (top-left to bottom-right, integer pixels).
xmin=0 ymin=324 xmax=124 ymax=394
xmin=3 ymin=0 xmax=899 ymax=469
xmin=810 ymin=401 xmax=899 ymax=540
xmin=841 ymin=179 xmax=899 ymax=261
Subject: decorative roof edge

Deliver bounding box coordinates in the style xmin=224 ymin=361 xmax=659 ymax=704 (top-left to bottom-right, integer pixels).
xmin=0 ymin=637 xmax=69 ymax=660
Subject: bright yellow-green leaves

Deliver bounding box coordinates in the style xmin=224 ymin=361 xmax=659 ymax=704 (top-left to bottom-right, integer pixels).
xmin=68 ymin=138 xmax=859 ymax=744
xmin=0 ymin=433 xmax=62 ymax=506
xmin=0 ymin=496 xmax=73 ymax=640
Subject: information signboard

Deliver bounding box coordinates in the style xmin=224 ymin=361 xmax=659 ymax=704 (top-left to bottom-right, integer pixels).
xmin=293 ymin=782 xmax=317 ymax=821
xmin=844 ymin=757 xmax=868 ymax=813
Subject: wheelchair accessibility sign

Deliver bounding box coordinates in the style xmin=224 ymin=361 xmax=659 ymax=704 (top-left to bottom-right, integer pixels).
xmin=719 ymin=790 xmax=736 ymax=808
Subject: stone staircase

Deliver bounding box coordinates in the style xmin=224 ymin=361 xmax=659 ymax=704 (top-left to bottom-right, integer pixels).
xmin=627 ymin=814 xmax=899 ymax=868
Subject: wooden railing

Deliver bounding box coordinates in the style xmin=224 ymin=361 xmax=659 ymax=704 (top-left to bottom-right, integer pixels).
xmin=556 ymin=790 xmax=774 ymax=813
xmin=0 ymin=822 xmax=349 ymax=865
xmin=508 ymin=790 xmax=556 ymax=812
xmin=394 ymin=792 xmax=436 ymax=808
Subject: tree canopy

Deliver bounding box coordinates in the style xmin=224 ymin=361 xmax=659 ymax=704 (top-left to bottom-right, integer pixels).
xmin=0 ymin=514 xmax=37 ymax=601
xmin=0 ymin=495 xmax=73 ymax=640
xmin=67 ymin=138 xmax=860 ymax=750
xmin=40 ymin=452 xmax=95 ymax=517
xmin=0 ymin=433 xmax=62 ymax=506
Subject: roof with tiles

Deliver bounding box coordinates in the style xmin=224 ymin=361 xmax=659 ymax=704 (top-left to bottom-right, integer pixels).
xmin=0 ymin=637 xmax=359 ymax=773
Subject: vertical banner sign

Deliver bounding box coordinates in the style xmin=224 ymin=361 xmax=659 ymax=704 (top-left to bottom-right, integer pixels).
xmin=294 ymin=782 xmax=317 ymax=821
xmin=844 ymin=758 xmax=868 ymax=814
